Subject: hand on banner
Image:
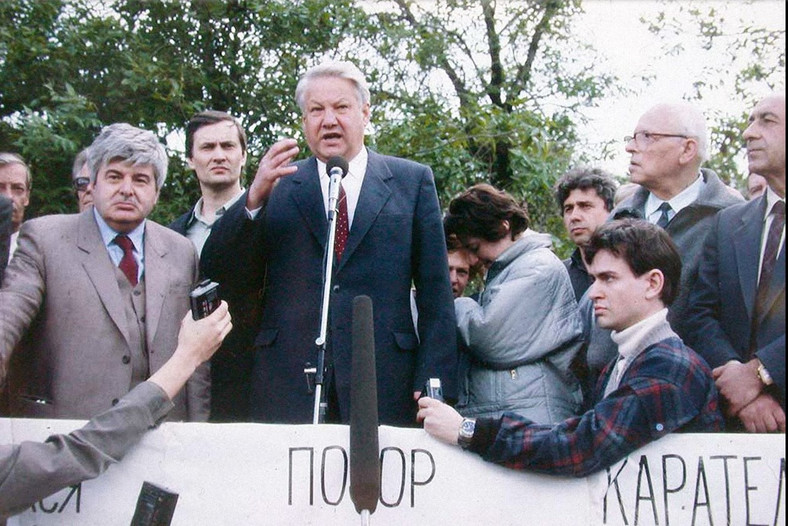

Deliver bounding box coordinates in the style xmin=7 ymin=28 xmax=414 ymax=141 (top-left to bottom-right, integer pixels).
xmin=417 ymin=397 xmax=463 ymax=446
xmin=712 ymin=359 xmax=761 ymax=416
xmin=737 ymin=393 xmax=786 ymax=433
xmin=247 ymin=138 xmax=300 ymax=210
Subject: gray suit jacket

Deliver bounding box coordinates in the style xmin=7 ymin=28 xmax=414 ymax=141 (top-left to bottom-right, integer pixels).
xmin=0 ymin=209 xmax=208 ymax=421
xmin=0 ymin=381 xmax=172 ymax=518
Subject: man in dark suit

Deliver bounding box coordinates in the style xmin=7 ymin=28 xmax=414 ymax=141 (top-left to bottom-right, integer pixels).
xmin=686 ymin=94 xmax=785 ymax=432
xmin=0 ymin=123 xmax=209 ymax=421
xmin=202 ymin=61 xmax=457 ymax=426
xmin=170 ymin=110 xmax=258 ymax=422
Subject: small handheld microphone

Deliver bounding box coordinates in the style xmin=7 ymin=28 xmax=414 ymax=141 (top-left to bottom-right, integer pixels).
xmin=350 ymin=295 xmax=380 ymax=517
xmin=326 ymin=156 xmax=349 ymax=217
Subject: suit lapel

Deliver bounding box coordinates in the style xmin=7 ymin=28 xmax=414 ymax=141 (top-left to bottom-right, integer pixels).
xmin=143 ymin=224 xmax=169 ymax=349
xmin=760 ymin=245 xmax=785 ymax=322
xmin=77 ymin=211 xmax=132 ymax=348
xmin=734 ymin=198 xmax=766 ymax=319
xmin=337 ymin=152 xmax=392 ymax=269
xmin=291 ymin=158 xmax=328 ymax=248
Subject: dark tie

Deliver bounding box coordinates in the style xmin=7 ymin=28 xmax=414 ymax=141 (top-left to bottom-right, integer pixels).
xmin=750 ymin=200 xmax=785 ymax=354
xmin=335 ymin=185 xmax=349 ymax=261
xmin=115 ymin=234 xmax=139 ymax=286
xmin=656 ymin=202 xmax=672 ymax=229
xmin=756 ymin=200 xmax=785 ymax=308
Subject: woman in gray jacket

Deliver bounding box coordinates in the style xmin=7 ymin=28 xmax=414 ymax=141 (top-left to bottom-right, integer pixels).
xmin=446 ymin=184 xmax=584 ymax=423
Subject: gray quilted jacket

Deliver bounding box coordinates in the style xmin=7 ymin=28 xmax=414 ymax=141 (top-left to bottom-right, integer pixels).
xmin=455 ymin=232 xmax=584 ymax=423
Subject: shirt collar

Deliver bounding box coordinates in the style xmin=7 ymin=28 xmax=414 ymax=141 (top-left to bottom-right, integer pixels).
xmin=645 ymin=171 xmax=704 ymax=217
xmin=317 ymin=147 xmax=368 ymax=183
xmin=763 ymin=185 xmax=785 ymax=222
xmin=190 ymin=187 xmax=245 ymax=226
xmin=93 ymin=207 xmax=146 ymax=252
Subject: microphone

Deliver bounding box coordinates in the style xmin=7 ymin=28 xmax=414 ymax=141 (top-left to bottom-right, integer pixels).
xmin=350 ymin=295 xmax=380 ymax=517
xmin=326 ymin=156 xmax=348 ymax=217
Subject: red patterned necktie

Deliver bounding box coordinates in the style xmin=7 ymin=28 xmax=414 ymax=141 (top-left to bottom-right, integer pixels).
xmin=335 ymin=185 xmax=349 ymax=261
xmin=115 ymin=234 xmax=139 ymax=286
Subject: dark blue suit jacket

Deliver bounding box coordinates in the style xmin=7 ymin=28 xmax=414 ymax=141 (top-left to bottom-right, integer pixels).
xmin=169 ymin=205 xmax=262 ymax=422
xmin=201 ymin=150 xmax=457 ymax=425
xmin=685 ymin=196 xmax=785 ymax=407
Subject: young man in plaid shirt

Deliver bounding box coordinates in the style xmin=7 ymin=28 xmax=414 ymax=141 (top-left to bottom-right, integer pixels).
xmin=418 ymin=219 xmax=723 ymax=477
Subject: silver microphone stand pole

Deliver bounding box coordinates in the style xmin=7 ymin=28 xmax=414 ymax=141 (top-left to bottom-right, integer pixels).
xmin=311 ymin=166 xmax=343 ymax=424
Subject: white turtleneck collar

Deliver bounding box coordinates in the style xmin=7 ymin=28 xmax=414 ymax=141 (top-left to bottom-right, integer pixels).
xmin=604 ymin=308 xmax=677 ymax=397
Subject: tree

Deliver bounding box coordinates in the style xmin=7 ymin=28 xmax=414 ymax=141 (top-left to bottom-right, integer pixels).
xmin=643 ymin=1 xmax=785 ymax=191
xmin=0 ymin=0 xmax=364 ymax=222
xmin=337 ymin=0 xmax=617 ymax=254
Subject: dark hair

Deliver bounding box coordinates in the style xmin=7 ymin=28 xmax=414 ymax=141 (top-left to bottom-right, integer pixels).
xmin=445 ymin=183 xmax=529 ymax=242
xmin=585 ymin=219 xmax=682 ymax=305
xmin=185 ymin=110 xmax=247 ymax=158
xmin=554 ymin=166 xmax=617 ymax=215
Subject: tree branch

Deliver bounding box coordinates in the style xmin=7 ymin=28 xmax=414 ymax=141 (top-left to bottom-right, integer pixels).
xmin=510 ymin=0 xmax=561 ymax=103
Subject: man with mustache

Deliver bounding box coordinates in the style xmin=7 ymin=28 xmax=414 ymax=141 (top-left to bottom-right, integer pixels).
xmin=0 ymin=123 xmax=209 ymax=422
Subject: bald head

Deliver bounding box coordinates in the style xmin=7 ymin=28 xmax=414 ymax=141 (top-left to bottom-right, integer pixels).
xmin=644 ymin=102 xmax=709 ymax=162
xmin=625 ymin=102 xmax=708 ymax=200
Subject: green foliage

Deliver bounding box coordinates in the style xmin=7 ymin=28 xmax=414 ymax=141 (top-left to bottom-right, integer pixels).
xmin=1 ymin=0 xmax=782 ymax=255
xmin=0 ymin=0 xmax=362 ymax=223
xmin=357 ymin=0 xmax=611 ymax=256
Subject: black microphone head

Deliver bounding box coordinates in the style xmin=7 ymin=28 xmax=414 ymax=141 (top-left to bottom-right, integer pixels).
xmin=326 ymin=156 xmax=349 ymax=178
xmin=350 ymin=295 xmax=380 ymax=515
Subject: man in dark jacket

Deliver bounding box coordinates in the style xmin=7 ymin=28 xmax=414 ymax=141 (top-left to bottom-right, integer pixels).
xmin=554 ymin=167 xmax=617 ymax=301
xmin=0 ymin=195 xmax=11 ymax=283
xmin=170 ymin=110 xmax=258 ymax=422
xmin=685 ymin=94 xmax=785 ymax=432
xmin=578 ymin=103 xmax=743 ymax=398
xmin=201 ymin=61 xmax=457 ymax=426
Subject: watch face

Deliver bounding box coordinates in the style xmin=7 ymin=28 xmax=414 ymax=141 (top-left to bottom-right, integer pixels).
xmin=461 ymin=419 xmax=475 ymax=437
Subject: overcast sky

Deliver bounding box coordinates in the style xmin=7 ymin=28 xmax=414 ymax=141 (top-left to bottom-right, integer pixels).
xmin=573 ymin=0 xmax=786 ymax=178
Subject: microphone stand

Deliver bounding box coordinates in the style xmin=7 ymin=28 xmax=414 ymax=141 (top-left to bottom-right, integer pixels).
xmin=311 ymin=166 xmax=343 ymax=424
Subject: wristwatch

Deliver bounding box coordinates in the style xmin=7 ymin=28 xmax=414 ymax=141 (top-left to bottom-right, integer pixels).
xmin=757 ymin=361 xmax=774 ymax=386
xmin=458 ymin=418 xmax=476 ymax=449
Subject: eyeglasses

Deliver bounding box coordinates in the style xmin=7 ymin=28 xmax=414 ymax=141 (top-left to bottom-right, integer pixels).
xmin=624 ymin=132 xmax=691 ymax=146
xmin=72 ymin=177 xmax=90 ymax=192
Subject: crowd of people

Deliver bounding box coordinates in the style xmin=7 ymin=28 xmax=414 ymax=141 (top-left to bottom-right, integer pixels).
xmin=0 ymin=60 xmax=784 ymax=515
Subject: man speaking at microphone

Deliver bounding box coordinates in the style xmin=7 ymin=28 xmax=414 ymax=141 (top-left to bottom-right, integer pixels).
xmin=201 ymin=61 xmax=457 ymax=426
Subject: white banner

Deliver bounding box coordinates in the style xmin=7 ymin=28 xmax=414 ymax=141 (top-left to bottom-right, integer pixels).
xmin=1 ymin=419 xmax=784 ymax=525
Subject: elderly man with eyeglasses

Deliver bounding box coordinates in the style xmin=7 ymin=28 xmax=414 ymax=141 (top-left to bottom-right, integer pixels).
xmin=575 ymin=102 xmax=743 ymax=400
xmin=71 ymin=148 xmax=94 ymax=212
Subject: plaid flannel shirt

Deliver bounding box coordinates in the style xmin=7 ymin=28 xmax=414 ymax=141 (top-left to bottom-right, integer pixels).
xmin=468 ymin=337 xmax=724 ymax=477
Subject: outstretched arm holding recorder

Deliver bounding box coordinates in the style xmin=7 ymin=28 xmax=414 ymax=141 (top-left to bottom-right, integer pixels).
xmin=0 ymin=302 xmax=232 ymax=518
